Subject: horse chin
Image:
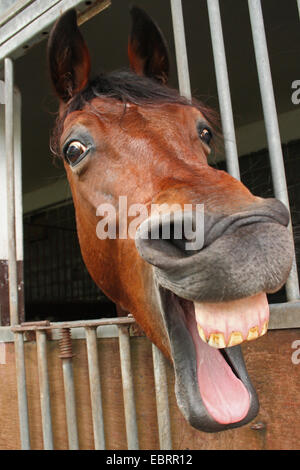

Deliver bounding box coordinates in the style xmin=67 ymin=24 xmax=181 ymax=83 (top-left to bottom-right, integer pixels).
xmin=157 ymin=285 xmax=260 ymax=432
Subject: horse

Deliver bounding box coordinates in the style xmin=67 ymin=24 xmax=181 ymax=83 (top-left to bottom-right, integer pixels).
xmin=47 ymin=7 xmax=293 ymax=433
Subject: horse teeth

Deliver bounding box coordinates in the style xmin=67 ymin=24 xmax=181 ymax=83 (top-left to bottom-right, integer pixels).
xmin=208 ymin=333 xmax=226 ymax=349
xmin=246 ymin=326 xmax=259 ymax=341
xmin=260 ymin=321 xmax=268 ymax=336
xmin=196 ymin=323 xmax=268 ymax=348
xmin=197 ymin=325 xmax=207 ymax=343
xmin=227 ymin=331 xmax=244 ymax=347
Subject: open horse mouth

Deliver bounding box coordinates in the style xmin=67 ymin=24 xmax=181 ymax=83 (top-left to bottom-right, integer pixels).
xmin=135 ymin=199 xmax=294 ymax=432
xmin=158 ymin=288 xmax=263 ymax=431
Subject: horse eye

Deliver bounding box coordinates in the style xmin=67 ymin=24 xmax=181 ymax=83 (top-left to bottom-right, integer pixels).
xmin=64 ymin=141 xmax=88 ymax=166
xmin=198 ymin=126 xmax=213 ymax=146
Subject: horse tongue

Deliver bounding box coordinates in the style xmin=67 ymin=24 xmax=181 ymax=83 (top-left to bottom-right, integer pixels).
xmin=194 ymin=293 xmax=270 ymax=348
xmin=186 ymin=302 xmax=252 ymax=425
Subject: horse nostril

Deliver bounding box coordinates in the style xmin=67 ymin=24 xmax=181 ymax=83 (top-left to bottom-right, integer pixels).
xmin=135 ymin=211 xmax=204 ymax=267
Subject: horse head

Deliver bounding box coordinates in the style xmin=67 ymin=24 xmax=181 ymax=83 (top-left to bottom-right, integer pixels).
xmin=47 ymin=7 xmax=293 ymax=432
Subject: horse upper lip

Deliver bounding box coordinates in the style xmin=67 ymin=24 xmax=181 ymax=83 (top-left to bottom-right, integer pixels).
xmin=204 ymin=198 xmax=290 ymax=248
xmin=204 ymin=212 xmax=287 ymax=248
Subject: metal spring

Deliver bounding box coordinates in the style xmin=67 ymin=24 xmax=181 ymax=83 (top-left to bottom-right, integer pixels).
xmin=59 ymin=328 xmax=74 ymax=359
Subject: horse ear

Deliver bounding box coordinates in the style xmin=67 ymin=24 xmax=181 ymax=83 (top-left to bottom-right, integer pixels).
xmin=48 ymin=9 xmax=91 ymax=103
xmin=128 ymin=6 xmax=170 ymax=84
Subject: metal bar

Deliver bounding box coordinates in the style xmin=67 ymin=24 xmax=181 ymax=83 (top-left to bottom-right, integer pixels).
xmin=0 ymin=0 xmax=111 ymax=64
xmin=14 ymin=88 xmax=24 ymax=322
xmin=14 ymin=332 xmax=30 ymax=449
xmin=248 ymin=0 xmax=299 ymax=301
xmin=78 ymin=0 xmax=111 ymax=26
xmin=170 ymin=0 xmax=192 ymax=100
xmin=269 ymin=302 xmax=300 ymax=330
xmin=36 ymin=330 xmax=53 ymax=450
xmin=1 ymin=1 xmax=61 ymax=44
xmin=207 ymin=0 xmax=240 ymax=180
xmin=118 ymin=325 xmax=139 ymax=450
xmin=61 ymin=359 xmax=79 ymax=450
xmin=5 ymin=57 xmax=30 ymax=449
xmin=0 ymin=1 xmax=35 ymax=27
xmin=4 ymin=57 xmax=18 ymax=326
xmin=152 ymin=344 xmax=172 ymax=450
xmin=12 ymin=315 xmax=136 ymax=331
xmin=297 ymin=0 xmax=300 ymax=19
xmin=85 ymin=327 xmax=106 ymax=450
xmin=59 ymin=328 xmax=79 ymax=450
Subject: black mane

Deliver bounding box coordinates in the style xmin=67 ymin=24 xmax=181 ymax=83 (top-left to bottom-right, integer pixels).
xmin=69 ymin=70 xmax=190 ymax=111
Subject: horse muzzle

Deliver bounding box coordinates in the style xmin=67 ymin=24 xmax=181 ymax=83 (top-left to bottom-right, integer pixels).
xmin=135 ymin=197 xmax=293 ymax=302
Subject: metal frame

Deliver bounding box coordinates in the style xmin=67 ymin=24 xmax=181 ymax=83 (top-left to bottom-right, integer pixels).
xmin=0 ymin=0 xmax=111 ymax=66
xmin=0 ymin=1 xmax=36 ymax=27
xmin=0 ymin=0 xmax=299 ymax=451
xmin=7 ymin=316 xmax=173 ymax=450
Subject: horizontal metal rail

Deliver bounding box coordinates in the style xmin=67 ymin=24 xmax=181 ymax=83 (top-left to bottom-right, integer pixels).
xmin=11 ymin=316 xmax=136 ymax=332
xmin=0 ymin=0 xmax=111 ymax=65
xmin=269 ymin=302 xmax=300 ymax=330
xmin=0 ymin=0 xmax=36 ymax=28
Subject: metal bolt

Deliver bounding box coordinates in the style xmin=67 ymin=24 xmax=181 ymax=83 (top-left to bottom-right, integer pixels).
xmin=59 ymin=328 xmax=74 ymax=359
xmin=251 ymin=421 xmax=266 ymax=431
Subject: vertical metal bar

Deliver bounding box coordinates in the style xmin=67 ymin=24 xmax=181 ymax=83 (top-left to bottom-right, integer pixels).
xmin=5 ymin=57 xmax=30 ymax=450
xmin=36 ymin=330 xmax=53 ymax=450
xmin=206 ymin=0 xmax=240 ymax=180
xmin=14 ymin=332 xmax=30 ymax=449
xmin=248 ymin=0 xmax=300 ymax=300
xmin=59 ymin=328 xmax=79 ymax=450
xmin=14 ymin=89 xmax=24 ymax=324
xmin=85 ymin=327 xmax=106 ymax=450
xmin=61 ymin=358 xmax=79 ymax=450
xmin=4 ymin=57 xmax=18 ymax=326
xmin=152 ymin=344 xmax=172 ymax=450
xmin=170 ymin=0 xmax=192 ymax=100
xmin=297 ymin=0 xmax=300 ymax=19
xmin=118 ymin=325 xmax=139 ymax=450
